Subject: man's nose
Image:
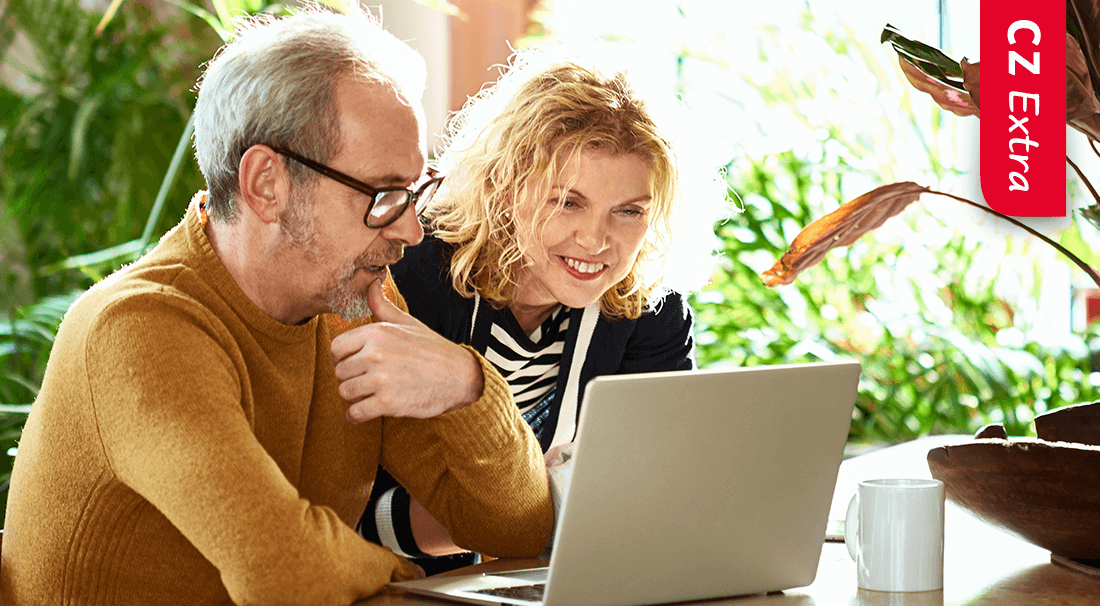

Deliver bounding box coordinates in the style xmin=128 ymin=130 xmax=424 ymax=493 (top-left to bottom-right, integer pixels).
xmin=380 ymin=203 xmax=424 ymax=247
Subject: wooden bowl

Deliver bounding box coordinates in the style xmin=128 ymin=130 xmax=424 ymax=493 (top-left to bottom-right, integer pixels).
xmin=1034 ymin=401 xmax=1100 ymax=446
xmin=927 ymin=438 xmax=1100 ymax=560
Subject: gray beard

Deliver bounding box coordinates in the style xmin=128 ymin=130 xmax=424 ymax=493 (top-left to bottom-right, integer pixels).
xmin=326 ymin=268 xmax=373 ymax=320
xmin=323 ymin=243 xmax=405 ymax=320
xmin=277 ymin=183 xmax=403 ymax=320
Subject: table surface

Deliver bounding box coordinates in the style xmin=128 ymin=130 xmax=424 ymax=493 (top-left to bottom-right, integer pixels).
xmin=361 ymin=435 xmax=1100 ymax=605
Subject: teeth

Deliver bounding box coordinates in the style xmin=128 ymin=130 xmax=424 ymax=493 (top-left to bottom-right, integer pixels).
xmin=564 ymin=257 xmax=604 ymax=274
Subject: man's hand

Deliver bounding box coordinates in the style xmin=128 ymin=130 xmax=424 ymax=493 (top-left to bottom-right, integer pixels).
xmin=331 ymin=279 xmax=484 ymax=423
xmin=390 ymin=553 xmax=426 ymax=581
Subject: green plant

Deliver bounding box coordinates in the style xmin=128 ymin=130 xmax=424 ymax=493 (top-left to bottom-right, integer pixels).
xmin=0 ymin=290 xmax=85 ymax=482
xmin=753 ymin=10 xmax=1100 ymax=439
xmin=0 ymin=0 xmax=213 ymax=301
xmin=677 ymin=10 xmax=1099 ymax=442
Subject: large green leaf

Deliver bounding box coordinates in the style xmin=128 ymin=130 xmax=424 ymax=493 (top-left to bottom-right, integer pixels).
xmin=881 ymin=24 xmax=964 ymax=90
xmin=0 ymin=321 xmax=55 ymax=344
xmin=0 ymin=405 xmax=33 ymax=414
xmin=163 ymin=0 xmax=230 ymax=41
xmin=42 ymin=239 xmax=144 ymax=274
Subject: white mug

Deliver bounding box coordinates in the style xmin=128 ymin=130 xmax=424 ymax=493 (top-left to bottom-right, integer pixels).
xmin=845 ymin=478 xmax=945 ymax=592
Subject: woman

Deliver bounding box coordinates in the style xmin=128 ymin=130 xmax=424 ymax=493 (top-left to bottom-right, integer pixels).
xmin=359 ymin=44 xmax=728 ymax=572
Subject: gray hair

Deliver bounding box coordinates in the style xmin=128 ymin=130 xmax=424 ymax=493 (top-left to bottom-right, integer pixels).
xmin=192 ymin=4 xmax=427 ymax=223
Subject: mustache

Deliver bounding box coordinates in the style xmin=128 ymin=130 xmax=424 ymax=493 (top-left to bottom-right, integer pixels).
xmin=354 ymin=241 xmax=405 ymax=268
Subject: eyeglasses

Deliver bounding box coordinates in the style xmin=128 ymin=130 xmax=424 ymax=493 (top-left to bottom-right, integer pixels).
xmin=270 ymin=146 xmax=443 ymax=229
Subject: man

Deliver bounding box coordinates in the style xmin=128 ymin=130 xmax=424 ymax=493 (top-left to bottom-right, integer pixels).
xmin=0 ymin=6 xmax=553 ymax=605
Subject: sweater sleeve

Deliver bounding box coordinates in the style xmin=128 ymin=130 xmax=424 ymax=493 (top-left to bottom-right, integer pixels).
xmin=84 ymin=294 xmax=417 ymax=606
xmin=619 ymin=290 xmax=698 ymax=374
xmin=379 ymin=352 xmax=555 ymax=558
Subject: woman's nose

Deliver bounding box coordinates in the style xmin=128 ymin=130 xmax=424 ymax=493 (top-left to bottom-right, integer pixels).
xmin=575 ymin=214 xmax=610 ymax=254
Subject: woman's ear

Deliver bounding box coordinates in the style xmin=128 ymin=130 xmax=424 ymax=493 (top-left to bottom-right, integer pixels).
xmin=238 ymin=145 xmax=285 ymax=224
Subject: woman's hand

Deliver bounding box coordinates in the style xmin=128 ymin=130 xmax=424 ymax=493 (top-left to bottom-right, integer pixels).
xmin=409 ymin=498 xmax=468 ymax=557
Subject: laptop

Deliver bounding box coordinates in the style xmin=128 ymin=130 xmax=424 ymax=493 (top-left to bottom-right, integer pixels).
xmin=391 ymin=361 xmax=861 ymax=606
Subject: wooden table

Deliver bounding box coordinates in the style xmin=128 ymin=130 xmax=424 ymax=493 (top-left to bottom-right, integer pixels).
xmin=362 ymin=436 xmax=1100 ymax=605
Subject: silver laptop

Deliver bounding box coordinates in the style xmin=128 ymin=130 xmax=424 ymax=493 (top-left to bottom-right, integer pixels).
xmin=392 ymin=361 xmax=861 ymax=606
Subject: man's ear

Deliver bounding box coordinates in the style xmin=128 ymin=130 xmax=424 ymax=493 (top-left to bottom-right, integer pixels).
xmin=238 ymin=145 xmax=285 ymax=224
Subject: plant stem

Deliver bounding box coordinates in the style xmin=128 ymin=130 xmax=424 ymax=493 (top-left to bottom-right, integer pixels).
xmin=1068 ymin=155 xmax=1100 ymax=207
xmin=931 ymin=190 xmax=1100 ymax=289
xmin=140 ymin=113 xmax=195 ymax=251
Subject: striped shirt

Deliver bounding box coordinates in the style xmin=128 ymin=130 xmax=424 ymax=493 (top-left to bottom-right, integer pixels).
xmin=484 ymin=306 xmax=569 ymax=414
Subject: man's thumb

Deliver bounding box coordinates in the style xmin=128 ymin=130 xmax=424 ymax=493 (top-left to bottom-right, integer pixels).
xmin=367 ymin=278 xmax=412 ymax=324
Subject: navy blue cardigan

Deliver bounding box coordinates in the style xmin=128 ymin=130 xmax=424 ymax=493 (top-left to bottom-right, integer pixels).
xmin=359 ymin=234 xmax=696 ymax=569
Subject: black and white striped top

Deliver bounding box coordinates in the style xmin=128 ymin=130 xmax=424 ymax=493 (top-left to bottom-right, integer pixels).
xmin=483 ymin=306 xmax=569 ymax=414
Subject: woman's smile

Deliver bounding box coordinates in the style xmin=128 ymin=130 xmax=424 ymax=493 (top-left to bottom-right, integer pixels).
xmin=559 ymin=255 xmax=608 ymax=279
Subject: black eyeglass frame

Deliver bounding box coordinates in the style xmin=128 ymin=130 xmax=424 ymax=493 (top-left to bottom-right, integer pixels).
xmin=268 ymin=146 xmax=443 ymax=229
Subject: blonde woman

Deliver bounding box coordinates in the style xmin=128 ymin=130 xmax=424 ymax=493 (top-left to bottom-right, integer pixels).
xmin=359 ymin=44 xmax=727 ymax=572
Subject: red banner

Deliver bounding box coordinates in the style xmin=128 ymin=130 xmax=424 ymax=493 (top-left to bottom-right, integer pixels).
xmin=979 ymin=3 xmax=1066 ymax=217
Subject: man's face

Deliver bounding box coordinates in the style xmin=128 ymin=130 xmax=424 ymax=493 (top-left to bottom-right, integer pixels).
xmin=274 ymin=79 xmax=426 ymax=321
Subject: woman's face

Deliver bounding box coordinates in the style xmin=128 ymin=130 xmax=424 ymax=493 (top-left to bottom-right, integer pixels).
xmin=512 ymin=150 xmax=653 ymax=314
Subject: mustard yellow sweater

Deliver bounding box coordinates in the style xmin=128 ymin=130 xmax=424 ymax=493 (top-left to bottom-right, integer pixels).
xmin=1 ymin=199 xmax=553 ymax=605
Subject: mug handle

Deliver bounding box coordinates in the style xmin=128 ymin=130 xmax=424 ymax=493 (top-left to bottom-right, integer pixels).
xmin=844 ymin=492 xmax=859 ymax=562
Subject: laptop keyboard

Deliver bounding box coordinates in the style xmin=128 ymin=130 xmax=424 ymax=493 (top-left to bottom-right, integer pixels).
xmin=486 ymin=569 xmax=548 ymax=582
xmin=473 ymin=583 xmax=546 ymax=602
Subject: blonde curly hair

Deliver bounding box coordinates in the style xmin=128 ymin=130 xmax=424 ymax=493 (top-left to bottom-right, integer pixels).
xmin=427 ymin=44 xmax=724 ymax=321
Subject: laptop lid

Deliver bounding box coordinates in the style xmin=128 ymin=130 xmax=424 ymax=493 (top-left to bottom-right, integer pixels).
xmin=542 ymin=361 xmax=859 ymax=606
xmin=392 ymin=361 xmax=860 ymax=606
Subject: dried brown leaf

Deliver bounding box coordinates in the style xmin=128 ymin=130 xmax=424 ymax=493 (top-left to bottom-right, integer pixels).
xmin=898 ymin=56 xmax=979 ymax=117
xmin=1068 ymin=33 xmax=1100 ymax=142
xmin=761 ymin=182 xmax=930 ymax=287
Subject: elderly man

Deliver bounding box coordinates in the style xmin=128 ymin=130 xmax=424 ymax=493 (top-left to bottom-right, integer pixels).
xmin=0 ymin=6 xmax=553 ymax=605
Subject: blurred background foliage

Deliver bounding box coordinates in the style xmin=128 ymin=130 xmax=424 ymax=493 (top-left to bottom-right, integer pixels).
xmin=698 ymin=151 xmax=1099 ymax=441
xmin=675 ymin=15 xmax=1100 ymax=442
xmin=0 ymin=0 xmax=243 ymax=524
xmin=1 ymin=0 xmax=1098 ymax=529
xmin=0 ymin=0 xmax=212 ymax=302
